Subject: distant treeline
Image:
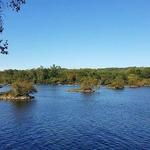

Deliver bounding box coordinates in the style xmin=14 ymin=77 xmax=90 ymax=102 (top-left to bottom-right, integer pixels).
xmin=0 ymin=65 xmax=150 ymax=87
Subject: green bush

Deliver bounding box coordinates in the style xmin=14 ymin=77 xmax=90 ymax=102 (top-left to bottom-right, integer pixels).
xmin=80 ymin=77 xmax=100 ymax=92
xmin=12 ymin=80 xmax=37 ymax=96
xmin=108 ymin=77 xmax=125 ymax=89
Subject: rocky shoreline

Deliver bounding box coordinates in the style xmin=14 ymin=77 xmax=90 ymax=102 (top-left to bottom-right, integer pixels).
xmin=0 ymin=93 xmax=34 ymax=101
xmin=68 ymin=88 xmax=95 ymax=93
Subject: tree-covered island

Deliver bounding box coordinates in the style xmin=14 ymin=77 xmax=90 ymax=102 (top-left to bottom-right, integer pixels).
xmin=68 ymin=77 xmax=100 ymax=93
xmin=0 ymin=80 xmax=36 ymax=101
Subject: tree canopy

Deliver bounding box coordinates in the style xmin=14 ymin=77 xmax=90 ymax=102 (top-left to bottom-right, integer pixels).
xmin=1 ymin=66 xmax=150 ymax=89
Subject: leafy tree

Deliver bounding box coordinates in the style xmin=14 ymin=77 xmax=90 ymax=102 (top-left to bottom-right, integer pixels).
xmin=127 ymin=74 xmax=142 ymax=87
xmin=50 ymin=64 xmax=61 ymax=78
xmin=108 ymin=77 xmax=125 ymax=89
xmin=66 ymin=71 xmax=77 ymax=84
xmin=80 ymin=77 xmax=100 ymax=92
xmin=140 ymin=68 xmax=150 ymax=78
xmin=12 ymin=80 xmax=36 ymax=96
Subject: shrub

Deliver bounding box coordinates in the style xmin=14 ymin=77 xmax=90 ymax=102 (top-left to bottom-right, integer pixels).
xmin=108 ymin=77 xmax=125 ymax=89
xmin=80 ymin=77 xmax=100 ymax=92
xmin=12 ymin=80 xmax=37 ymax=96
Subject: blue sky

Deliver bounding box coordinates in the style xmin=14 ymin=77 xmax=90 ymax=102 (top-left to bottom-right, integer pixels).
xmin=0 ymin=0 xmax=150 ymax=70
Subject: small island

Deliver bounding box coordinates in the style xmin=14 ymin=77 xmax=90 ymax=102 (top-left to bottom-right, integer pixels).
xmin=0 ymin=80 xmax=37 ymax=101
xmin=68 ymin=77 xmax=100 ymax=93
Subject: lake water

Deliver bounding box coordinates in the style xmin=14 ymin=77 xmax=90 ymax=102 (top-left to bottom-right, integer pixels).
xmin=0 ymin=85 xmax=150 ymax=150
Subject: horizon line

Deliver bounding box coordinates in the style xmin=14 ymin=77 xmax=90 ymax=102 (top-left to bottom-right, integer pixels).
xmin=0 ymin=65 xmax=150 ymax=71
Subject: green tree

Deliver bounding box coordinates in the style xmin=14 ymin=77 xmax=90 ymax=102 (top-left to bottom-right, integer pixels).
xmin=128 ymin=74 xmax=142 ymax=87
xmin=50 ymin=65 xmax=61 ymax=78
xmin=80 ymin=77 xmax=100 ymax=93
xmin=12 ymin=80 xmax=37 ymax=96
xmin=108 ymin=77 xmax=125 ymax=89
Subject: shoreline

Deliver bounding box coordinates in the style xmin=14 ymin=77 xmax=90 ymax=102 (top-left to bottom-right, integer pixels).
xmin=0 ymin=94 xmax=34 ymax=101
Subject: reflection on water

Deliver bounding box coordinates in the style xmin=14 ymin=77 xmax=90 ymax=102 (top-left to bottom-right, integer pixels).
xmin=11 ymin=100 xmax=36 ymax=110
xmin=0 ymin=85 xmax=150 ymax=150
xmin=9 ymin=100 xmax=36 ymax=125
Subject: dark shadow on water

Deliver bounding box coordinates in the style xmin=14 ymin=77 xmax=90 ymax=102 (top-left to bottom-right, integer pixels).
xmin=11 ymin=100 xmax=36 ymax=110
xmin=9 ymin=100 xmax=37 ymax=123
xmin=80 ymin=91 xmax=100 ymax=101
xmin=107 ymin=88 xmax=126 ymax=95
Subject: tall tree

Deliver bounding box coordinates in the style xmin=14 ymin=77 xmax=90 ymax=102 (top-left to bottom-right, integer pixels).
xmin=0 ymin=0 xmax=26 ymax=54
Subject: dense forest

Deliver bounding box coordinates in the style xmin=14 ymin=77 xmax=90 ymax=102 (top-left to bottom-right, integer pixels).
xmin=0 ymin=65 xmax=150 ymax=89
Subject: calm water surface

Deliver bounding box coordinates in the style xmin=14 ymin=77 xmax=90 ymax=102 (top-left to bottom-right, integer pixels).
xmin=0 ymin=85 xmax=150 ymax=150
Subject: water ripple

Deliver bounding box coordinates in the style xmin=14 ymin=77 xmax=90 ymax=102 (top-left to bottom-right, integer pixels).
xmin=0 ymin=85 xmax=150 ymax=149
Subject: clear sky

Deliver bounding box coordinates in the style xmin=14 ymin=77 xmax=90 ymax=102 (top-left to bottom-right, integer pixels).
xmin=0 ymin=0 xmax=150 ymax=70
